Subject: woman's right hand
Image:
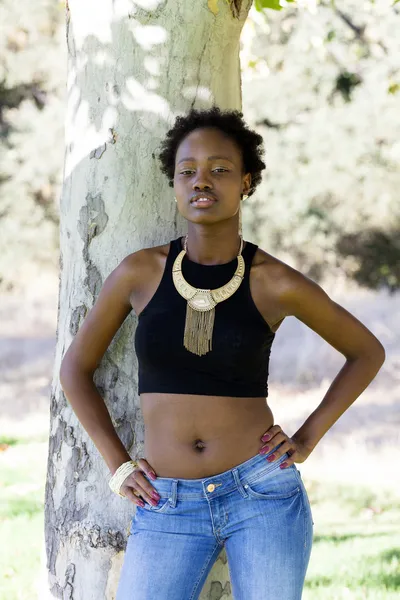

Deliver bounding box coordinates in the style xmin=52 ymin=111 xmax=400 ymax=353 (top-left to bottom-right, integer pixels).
xmin=119 ymin=458 xmax=161 ymax=507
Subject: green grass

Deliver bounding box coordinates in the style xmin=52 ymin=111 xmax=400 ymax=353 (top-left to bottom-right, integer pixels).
xmin=0 ymin=513 xmax=44 ymax=600
xmin=0 ymin=437 xmax=47 ymax=600
xmin=0 ymin=436 xmax=20 ymax=447
xmin=0 ymin=433 xmax=48 ymax=446
xmin=0 ymin=435 xmax=399 ymax=599
xmin=303 ymin=479 xmax=400 ymax=599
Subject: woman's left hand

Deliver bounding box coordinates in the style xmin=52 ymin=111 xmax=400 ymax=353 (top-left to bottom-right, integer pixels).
xmin=259 ymin=424 xmax=313 ymax=469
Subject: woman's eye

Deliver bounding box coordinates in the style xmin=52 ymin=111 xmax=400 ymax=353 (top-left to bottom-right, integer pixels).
xmin=180 ymin=168 xmax=227 ymax=175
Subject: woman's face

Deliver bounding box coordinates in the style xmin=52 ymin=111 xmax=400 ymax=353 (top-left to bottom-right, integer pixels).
xmin=173 ymin=127 xmax=251 ymax=226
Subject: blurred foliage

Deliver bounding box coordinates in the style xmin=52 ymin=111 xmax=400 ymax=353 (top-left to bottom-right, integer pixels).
xmin=336 ymin=227 xmax=400 ymax=293
xmin=0 ymin=0 xmax=65 ymax=291
xmin=242 ymin=0 xmax=400 ymax=292
xmin=333 ymin=70 xmax=362 ymax=102
xmin=255 ymin=0 xmax=296 ymax=12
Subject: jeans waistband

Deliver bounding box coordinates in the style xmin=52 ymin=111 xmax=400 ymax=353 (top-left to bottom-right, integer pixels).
xmin=147 ymin=446 xmax=289 ymax=501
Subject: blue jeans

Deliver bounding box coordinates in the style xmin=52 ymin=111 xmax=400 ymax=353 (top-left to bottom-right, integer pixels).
xmin=116 ymin=448 xmax=313 ymax=600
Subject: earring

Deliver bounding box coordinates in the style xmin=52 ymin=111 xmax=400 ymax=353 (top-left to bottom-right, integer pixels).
xmin=242 ymin=194 xmax=249 ymax=201
xmin=238 ymin=203 xmax=243 ymax=237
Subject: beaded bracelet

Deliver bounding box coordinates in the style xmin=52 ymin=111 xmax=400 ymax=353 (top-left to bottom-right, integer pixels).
xmin=109 ymin=460 xmax=138 ymax=498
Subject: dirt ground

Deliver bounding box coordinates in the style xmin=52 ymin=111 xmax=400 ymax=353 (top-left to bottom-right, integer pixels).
xmin=0 ymin=272 xmax=399 ymax=491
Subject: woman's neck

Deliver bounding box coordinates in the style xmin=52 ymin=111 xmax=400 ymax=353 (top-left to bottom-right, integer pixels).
xmin=182 ymin=229 xmax=243 ymax=265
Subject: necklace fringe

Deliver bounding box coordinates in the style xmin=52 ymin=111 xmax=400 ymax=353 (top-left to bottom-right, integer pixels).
xmin=183 ymin=304 xmax=215 ymax=356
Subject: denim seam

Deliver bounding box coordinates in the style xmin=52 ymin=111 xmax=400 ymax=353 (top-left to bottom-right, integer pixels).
xmin=300 ymin=486 xmax=310 ymax=563
xmin=245 ymin=485 xmax=301 ymax=501
xmin=205 ymin=497 xmax=226 ymax=545
xmin=189 ymin=543 xmax=223 ymax=600
xmin=293 ymin=469 xmax=313 ymax=560
xmin=294 ymin=469 xmax=314 ymax=523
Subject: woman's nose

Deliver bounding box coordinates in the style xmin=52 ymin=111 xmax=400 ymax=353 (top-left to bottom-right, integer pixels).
xmin=192 ymin=171 xmax=213 ymax=189
xmin=193 ymin=177 xmax=213 ymax=190
xmin=194 ymin=184 xmax=212 ymax=192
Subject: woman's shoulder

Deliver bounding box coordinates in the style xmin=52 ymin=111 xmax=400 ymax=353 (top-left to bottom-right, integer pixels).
xmin=123 ymin=236 xmax=174 ymax=261
xmin=251 ymin=243 xmax=296 ymax=278
xmin=250 ymin=243 xmax=313 ymax=299
xmin=117 ymin=239 xmax=172 ymax=280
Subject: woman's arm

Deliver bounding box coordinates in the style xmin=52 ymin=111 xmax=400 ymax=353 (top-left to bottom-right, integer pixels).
xmin=60 ymin=252 xmax=142 ymax=474
xmin=260 ymin=264 xmax=385 ymax=464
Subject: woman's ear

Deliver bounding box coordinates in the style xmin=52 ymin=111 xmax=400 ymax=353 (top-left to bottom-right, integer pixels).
xmin=243 ymin=172 xmax=251 ymax=196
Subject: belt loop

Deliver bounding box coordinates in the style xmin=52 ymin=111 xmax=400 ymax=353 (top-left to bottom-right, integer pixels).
xmin=169 ymin=480 xmax=178 ymax=507
xmin=232 ymin=468 xmax=248 ymax=498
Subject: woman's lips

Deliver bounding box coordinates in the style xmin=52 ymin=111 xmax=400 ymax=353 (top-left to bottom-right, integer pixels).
xmin=190 ymin=196 xmax=217 ymax=208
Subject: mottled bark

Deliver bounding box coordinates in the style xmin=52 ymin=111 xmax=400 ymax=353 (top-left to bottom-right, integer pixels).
xmin=45 ymin=0 xmax=252 ymax=597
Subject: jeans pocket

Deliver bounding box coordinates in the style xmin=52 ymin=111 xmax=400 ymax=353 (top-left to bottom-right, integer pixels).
xmin=244 ymin=464 xmax=301 ymax=500
xmin=140 ymin=497 xmax=172 ymax=513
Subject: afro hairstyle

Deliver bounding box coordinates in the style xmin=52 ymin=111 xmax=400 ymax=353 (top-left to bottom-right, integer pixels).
xmin=158 ymin=106 xmax=266 ymax=198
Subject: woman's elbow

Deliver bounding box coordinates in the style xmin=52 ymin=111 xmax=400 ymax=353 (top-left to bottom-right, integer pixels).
xmin=375 ymin=339 xmax=386 ymax=367
xmin=59 ymin=353 xmax=74 ymax=391
xmin=59 ymin=350 xmax=83 ymax=391
xmin=59 ymin=351 xmax=95 ymax=391
xmin=361 ymin=337 xmax=386 ymax=370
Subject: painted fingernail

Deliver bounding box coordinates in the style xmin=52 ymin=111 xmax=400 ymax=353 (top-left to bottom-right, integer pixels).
xmin=149 ymin=471 xmax=157 ymax=480
xmin=280 ymin=462 xmax=288 ymax=469
xmin=259 ymin=446 xmax=270 ymax=454
xmin=266 ymin=454 xmax=275 ymax=462
xmin=262 ymin=434 xmax=271 ymax=441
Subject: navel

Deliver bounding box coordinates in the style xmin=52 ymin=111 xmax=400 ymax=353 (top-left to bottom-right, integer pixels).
xmin=192 ymin=438 xmax=207 ymax=452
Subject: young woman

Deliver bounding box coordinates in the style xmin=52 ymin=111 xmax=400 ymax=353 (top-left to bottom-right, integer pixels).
xmin=60 ymin=107 xmax=385 ymax=600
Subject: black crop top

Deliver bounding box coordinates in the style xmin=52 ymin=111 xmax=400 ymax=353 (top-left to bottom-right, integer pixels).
xmin=134 ymin=237 xmax=276 ymax=397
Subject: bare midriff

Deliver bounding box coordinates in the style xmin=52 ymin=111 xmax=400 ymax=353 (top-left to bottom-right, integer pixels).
xmin=140 ymin=393 xmax=274 ymax=479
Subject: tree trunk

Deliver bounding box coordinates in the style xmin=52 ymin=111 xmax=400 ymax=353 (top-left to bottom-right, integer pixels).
xmin=45 ymin=1 xmax=252 ymax=597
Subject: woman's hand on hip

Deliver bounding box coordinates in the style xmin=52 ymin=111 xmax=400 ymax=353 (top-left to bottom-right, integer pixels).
xmin=259 ymin=424 xmax=312 ymax=469
xmin=120 ymin=458 xmax=161 ymax=507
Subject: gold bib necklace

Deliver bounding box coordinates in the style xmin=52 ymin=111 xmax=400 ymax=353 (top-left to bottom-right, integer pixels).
xmin=172 ymin=235 xmax=245 ymax=356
